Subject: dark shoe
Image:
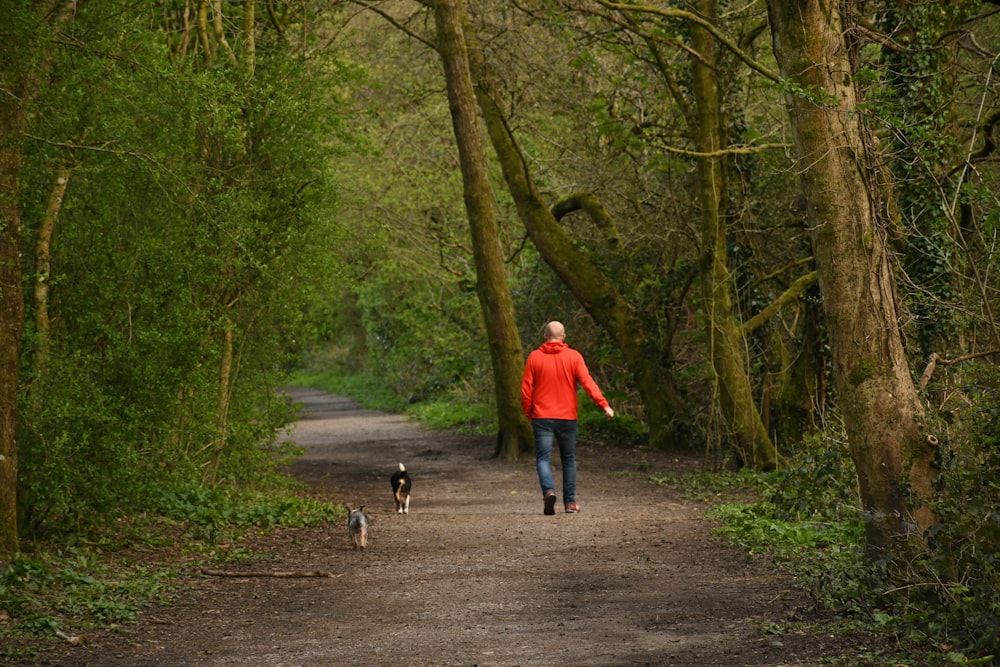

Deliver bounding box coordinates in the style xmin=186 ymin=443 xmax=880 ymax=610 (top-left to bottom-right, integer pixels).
xmin=543 ymin=491 xmax=557 ymax=515
xmin=564 ymin=502 xmax=580 ymax=513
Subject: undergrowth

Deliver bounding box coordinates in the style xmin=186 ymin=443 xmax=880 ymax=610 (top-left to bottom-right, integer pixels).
xmin=653 ymin=420 xmax=1000 ymax=666
xmin=0 ymin=485 xmax=341 ymax=663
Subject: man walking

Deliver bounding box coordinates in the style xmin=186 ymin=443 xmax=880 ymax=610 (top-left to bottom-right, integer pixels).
xmin=520 ymin=321 xmax=614 ymax=515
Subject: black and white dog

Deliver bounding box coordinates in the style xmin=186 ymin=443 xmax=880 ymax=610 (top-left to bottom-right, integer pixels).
xmin=347 ymin=506 xmax=370 ymax=551
xmin=391 ymin=463 xmax=412 ymax=514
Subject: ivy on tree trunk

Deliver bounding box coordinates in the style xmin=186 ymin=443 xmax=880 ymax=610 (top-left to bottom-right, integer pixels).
xmin=767 ymin=0 xmax=938 ymax=559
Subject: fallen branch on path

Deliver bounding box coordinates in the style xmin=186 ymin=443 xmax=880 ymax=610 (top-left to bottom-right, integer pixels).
xmin=200 ymin=568 xmax=342 ymax=578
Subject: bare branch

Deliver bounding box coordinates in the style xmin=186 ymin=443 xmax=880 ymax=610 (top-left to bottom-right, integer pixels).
xmin=354 ymin=0 xmax=437 ymax=51
xmin=919 ymin=349 xmax=1000 ymax=389
xmin=660 ymin=142 xmax=790 ymax=158
xmin=592 ymin=0 xmax=781 ymax=82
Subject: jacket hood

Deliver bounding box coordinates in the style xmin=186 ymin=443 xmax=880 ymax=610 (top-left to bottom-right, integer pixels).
xmin=540 ymin=341 xmax=567 ymax=354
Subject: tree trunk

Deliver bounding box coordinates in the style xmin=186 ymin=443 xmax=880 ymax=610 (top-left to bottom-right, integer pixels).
xmin=0 ymin=1 xmax=76 ymax=562
xmin=0 ymin=63 xmax=26 ymax=562
xmin=31 ymin=162 xmax=72 ymax=407
xmin=689 ymin=0 xmax=781 ymax=469
xmin=767 ymin=0 xmax=937 ymax=558
xmin=432 ymin=0 xmax=532 ymax=459
xmin=208 ymin=321 xmax=235 ymax=485
xmin=241 ymin=0 xmax=256 ymax=76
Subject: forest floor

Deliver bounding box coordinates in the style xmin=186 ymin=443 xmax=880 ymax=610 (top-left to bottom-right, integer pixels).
xmin=21 ymin=386 xmax=893 ymax=666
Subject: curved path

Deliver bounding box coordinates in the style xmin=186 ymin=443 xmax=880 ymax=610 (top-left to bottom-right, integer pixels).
xmin=36 ymin=387 xmax=859 ymax=666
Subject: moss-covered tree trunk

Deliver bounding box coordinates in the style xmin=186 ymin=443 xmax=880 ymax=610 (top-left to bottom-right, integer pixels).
xmin=689 ymin=0 xmax=781 ymax=469
xmin=433 ymin=0 xmax=532 ymax=459
xmin=0 ymin=0 xmax=68 ymax=562
xmin=467 ymin=64 xmax=690 ymax=450
xmin=0 ymin=53 xmax=26 ymax=563
xmin=767 ymin=0 xmax=937 ymax=559
xmin=30 ymin=162 xmax=72 ymax=409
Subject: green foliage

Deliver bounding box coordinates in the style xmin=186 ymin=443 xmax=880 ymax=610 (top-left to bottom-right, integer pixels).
xmin=357 ymin=272 xmax=490 ymax=405
xmin=774 ymin=78 xmax=840 ymax=107
xmin=15 ymin=3 xmax=350 ymax=539
xmin=0 ymin=487 xmax=341 ymax=661
xmin=854 ymin=1 xmax=985 ymax=360
xmin=407 ymin=400 xmax=496 ymax=434
xmin=707 ymin=503 xmax=861 ymax=564
xmin=765 ymin=430 xmax=862 ymax=523
xmin=0 ymin=550 xmax=167 ymax=651
xmin=151 ymin=484 xmax=340 ymax=546
xmin=686 ymin=406 xmax=1000 ymax=664
xmin=7 ymin=4 xmax=998 ymax=662
xmin=870 ymin=363 xmax=1000 ymax=662
xmin=578 ymin=405 xmax=647 ymax=447
xmin=651 ymin=466 xmax=769 ymax=501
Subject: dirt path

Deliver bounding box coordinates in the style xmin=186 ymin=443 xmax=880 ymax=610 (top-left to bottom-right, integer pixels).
xmin=29 ymin=387 xmax=867 ymax=666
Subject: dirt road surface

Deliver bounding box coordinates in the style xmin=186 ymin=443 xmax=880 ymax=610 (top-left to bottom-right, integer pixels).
xmin=28 ymin=387 xmax=875 ymax=666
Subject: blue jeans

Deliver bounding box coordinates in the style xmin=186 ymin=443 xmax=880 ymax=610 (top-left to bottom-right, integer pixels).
xmin=533 ymin=419 xmax=578 ymax=504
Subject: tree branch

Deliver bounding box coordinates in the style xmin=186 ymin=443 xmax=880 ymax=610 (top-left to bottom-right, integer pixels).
xmin=356 ymin=0 xmax=438 ymax=51
xmin=658 ymin=141 xmax=790 ymax=158
xmin=919 ymin=349 xmax=1000 ymax=389
xmin=741 ymin=271 xmax=818 ymax=336
xmin=550 ymin=191 xmax=622 ymax=249
xmin=592 ymin=0 xmax=781 ymax=82
xmin=744 ymin=256 xmax=814 ymax=293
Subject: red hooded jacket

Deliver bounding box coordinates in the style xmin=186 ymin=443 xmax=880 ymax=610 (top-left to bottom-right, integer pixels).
xmin=520 ymin=340 xmax=609 ymax=420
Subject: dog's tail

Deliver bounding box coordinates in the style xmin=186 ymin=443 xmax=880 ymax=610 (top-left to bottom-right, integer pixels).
xmin=398 ymin=462 xmax=406 ymax=472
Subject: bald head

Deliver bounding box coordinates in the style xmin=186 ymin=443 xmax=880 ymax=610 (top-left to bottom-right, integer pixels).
xmin=544 ymin=321 xmax=566 ymax=341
